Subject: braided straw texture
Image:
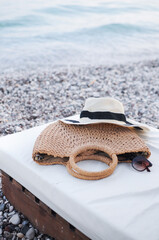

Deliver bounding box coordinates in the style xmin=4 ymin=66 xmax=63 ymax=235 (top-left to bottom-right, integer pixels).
xmin=67 ymin=146 xmax=118 ymax=180
xmin=33 ymin=120 xmax=150 ymax=162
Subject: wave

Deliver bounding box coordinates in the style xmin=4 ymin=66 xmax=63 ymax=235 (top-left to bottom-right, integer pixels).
xmin=77 ymin=23 xmax=159 ymax=35
xmin=0 ymin=14 xmax=45 ymax=28
xmin=37 ymin=4 xmax=159 ymax=16
xmin=32 ymin=23 xmax=159 ymax=43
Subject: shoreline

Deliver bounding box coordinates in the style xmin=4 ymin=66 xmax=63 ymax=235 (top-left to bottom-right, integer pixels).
xmin=1 ymin=57 xmax=159 ymax=76
xmin=0 ymin=58 xmax=159 ymax=239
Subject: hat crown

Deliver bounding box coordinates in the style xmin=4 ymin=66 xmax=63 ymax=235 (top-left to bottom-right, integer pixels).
xmin=83 ymin=97 xmax=124 ymax=114
xmin=60 ymin=97 xmax=149 ymax=131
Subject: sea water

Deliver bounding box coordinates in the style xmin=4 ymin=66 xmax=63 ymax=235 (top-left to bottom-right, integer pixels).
xmin=0 ymin=0 xmax=159 ymax=71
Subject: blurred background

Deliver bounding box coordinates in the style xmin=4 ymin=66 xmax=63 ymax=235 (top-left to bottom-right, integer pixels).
xmin=1 ymin=0 xmax=159 ymax=72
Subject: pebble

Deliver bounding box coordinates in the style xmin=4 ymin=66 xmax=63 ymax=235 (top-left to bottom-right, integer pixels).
xmin=15 ymin=226 xmax=20 ymax=232
xmin=25 ymin=227 xmax=35 ymax=239
xmin=3 ymin=212 xmax=8 ymax=218
xmin=0 ymin=203 xmax=5 ymax=211
xmin=21 ymin=224 xmax=30 ymax=234
xmin=8 ymin=210 xmax=15 ymax=216
xmin=4 ymin=224 xmax=13 ymax=232
xmin=9 ymin=213 xmax=20 ymax=225
xmin=19 ymin=223 xmax=22 ymax=228
xmin=17 ymin=232 xmax=24 ymax=238
xmin=3 ymin=230 xmax=12 ymax=238
xmin=22 ymin=220 xmax=29 ymax=226
xmin=9 ymin=205 xmax=14 ymax=212
xmin=15 ymin=126 xmax=22 ymax=132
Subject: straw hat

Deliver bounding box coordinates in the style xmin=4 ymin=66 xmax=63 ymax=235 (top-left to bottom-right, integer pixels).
xmin=60 ymin=97 xmax=149 ymax=130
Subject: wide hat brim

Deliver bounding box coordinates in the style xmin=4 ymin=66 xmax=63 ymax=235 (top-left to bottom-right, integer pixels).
xmin=60 ymin=114 xmax=150 ymax=131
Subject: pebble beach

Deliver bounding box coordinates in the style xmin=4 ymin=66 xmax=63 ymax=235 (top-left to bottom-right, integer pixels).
xmin=0 ymin=58 xmax=159 ymax=239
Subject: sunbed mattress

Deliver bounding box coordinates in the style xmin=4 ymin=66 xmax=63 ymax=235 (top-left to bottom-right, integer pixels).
xmin=0 ymin=118 xmax=159 ymax=240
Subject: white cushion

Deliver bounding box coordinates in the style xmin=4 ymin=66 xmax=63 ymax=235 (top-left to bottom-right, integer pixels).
xmin=0 ymin=119 xmax=159 ymax=240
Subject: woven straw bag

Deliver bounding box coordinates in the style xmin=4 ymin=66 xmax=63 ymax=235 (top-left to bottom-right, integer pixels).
xmin=32 ymin=121 xmax=151 ymax=180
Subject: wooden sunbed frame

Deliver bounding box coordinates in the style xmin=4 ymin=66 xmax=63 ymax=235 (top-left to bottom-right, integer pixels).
xmin=1 ymin=171 xmax=90 ymax=240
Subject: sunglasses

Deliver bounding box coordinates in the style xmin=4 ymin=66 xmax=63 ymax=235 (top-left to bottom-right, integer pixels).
xmin=132 ymin=156 xmax=152 ymax=172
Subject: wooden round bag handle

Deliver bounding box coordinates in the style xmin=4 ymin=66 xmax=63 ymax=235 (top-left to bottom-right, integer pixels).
xmin=67 ymin=144 xmax=118 ymax=180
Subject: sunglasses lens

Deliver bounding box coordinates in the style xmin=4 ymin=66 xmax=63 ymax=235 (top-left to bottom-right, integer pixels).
xmin=132 ymin=156 xmax=152 ymax=171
